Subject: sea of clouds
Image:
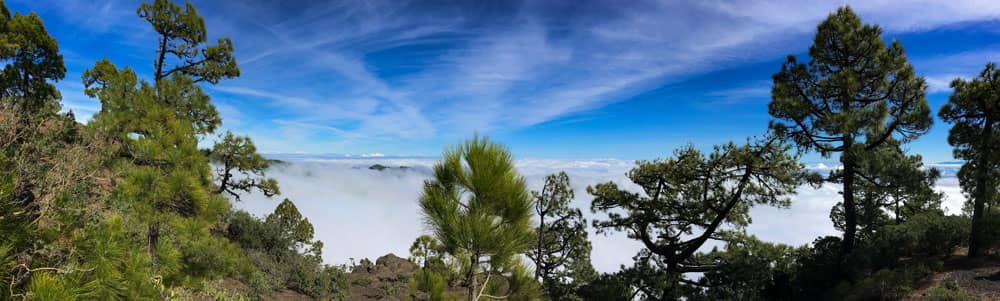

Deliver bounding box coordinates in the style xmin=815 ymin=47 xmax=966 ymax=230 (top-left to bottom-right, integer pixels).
xmin=232 ymin=156 xmax=967 ymax=273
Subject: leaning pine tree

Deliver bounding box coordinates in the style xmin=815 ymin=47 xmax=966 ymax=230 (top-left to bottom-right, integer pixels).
xmin=588 ymin=135 xmax=803 ymax=300
xmin=939 ymin=63 xmax=1000 ymax=258
xmin=419 ymin=136 xmax=539 ymax=301
xmin=768 ymin=6 xmax=932 ymax=254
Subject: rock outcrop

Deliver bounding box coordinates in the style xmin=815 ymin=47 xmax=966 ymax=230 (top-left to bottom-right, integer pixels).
xmin=347 ymin=254 xmax=418 ymax=301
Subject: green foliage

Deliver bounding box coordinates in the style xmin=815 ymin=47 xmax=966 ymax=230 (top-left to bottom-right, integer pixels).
xmin=829 ymin=142 xmax=945 ymax=241
xmin=265 ymin=199 xmax=319 ymax=255
xmin=843 ymin=263 xmax=936 ymax=300
xmin=574 ymin=274 xmax=634 ymax=301
xmin=688 ymin=233 xmax=800 ymax=301
xmin=211 ymin=131 xmax=280 ymax=201
xmin=501 ymin=259 xmax=542 ymax=301
xmin=926 ymin=281 xmax=975 ymax=301
xmin=528 ymin=172 xmax=596 ymax=300
xmin=75 ymin=1 xmax=247 ymax=293
xmin=975 ymin=208 xmax=1000 ymax=252
xmin=0 ymin=0 xmax=66 ymax=113
xmin=419 ymin=135 xmax=538 ymax=300
xmin=227 ymin=201 xmax=347 ymax=299
xmin=137 ymin=0 xmax=239 ymax=84
xmin=783 ymin=213 xmax=968 ymax=300
xmin=26 ymin=272 xmax=76 ymax=301
xmin=588 ymin=136 xmax=803 ymax=299
xmin=410 ymin=235 xmax=445 ymax=269
xmin=0 ymin=0 xmax=340 ymax=299
xmin=769 ymin=6 xmax=933 ymax=253
xmin=940 ymin=62 xmax=1000 ymax=257
xmin=408 ymin=235 xmax=464 ymax=301
xmin=869 ymin=213 xmax=968 ymax=262
xmin=409 ymin=267 xmax=455 ymax=301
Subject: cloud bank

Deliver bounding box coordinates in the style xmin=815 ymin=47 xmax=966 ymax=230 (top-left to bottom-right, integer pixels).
xmin=234 ymin=156 xmax=966 ymax=273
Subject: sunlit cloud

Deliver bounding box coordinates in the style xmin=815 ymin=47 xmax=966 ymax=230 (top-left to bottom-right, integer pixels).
xmin=233 ymin=156 xmax=966 ymax=273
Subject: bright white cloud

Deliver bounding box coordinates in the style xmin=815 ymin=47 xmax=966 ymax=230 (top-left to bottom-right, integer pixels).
xmin=233 ymin=156 xmax=966 ymax=273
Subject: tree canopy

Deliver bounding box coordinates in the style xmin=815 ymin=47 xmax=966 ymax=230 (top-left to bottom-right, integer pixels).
xmin=528 ymin=172 xmax=596 ymax=301
xmin=589 ymin=136 xmax=804 ymax=299
xmin=939 ymin=62 xmax=1000 ymax=257
xmin=419 ymin=136 xmax=538 ymax=301
xmin=769 ymin=6 xmax=932 ymax=253
xmin=0 ymin=0 xmax=65 ymax=112
xmin=211 ymin=131 xmax=280 ymax=201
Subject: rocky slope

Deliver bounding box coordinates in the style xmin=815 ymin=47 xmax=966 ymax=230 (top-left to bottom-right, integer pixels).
xmin=347 ymin=254 xmax=419 ymax=301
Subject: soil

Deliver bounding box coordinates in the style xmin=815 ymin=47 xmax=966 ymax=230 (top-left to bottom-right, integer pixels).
xmin=909 ymin=248 xmax=1000 ymax=300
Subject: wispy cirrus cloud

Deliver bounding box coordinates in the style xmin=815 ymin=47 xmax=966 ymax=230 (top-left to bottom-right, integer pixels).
xmin=11 ymin=0 xmax=1000 ymax=155
xmin=702 ymin=83 xmax=773 ymax=105
xmin=187 ymin=0 xmax=1000 ymax=152
xmin=914 ymin=48 xmax=1000 ymax=92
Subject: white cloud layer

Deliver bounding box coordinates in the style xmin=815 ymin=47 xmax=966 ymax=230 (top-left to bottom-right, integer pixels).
xmin=234 ymin=157 xmax=966 ymax=273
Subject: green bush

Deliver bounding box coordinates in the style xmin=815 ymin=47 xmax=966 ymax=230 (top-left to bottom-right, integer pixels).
xmin=865 ymin=212 xmax=968 ymax=271
xmin=926 ymin=281 xmax=974 ymax=301
xmin=409 ymin=268 xmax=453 ymax=301
xmin=226 ymin=208 xmax=347 ymax=299
xmin=979 ymin=208 xmax=1000 ymax=254
xmin=843 ymin=263 xmax=934 ymax=300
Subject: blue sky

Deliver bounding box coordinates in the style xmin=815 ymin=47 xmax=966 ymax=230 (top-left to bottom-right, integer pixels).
xmin=10 ymin=0 xmax=1000 ymax=161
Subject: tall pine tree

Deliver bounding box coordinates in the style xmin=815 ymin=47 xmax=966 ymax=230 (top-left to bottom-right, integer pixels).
xmin=81 ymin=0 xmax=240 ymax=278
xmin=529 ymin=172 xmax=596 ymax=300
xmin=939 ymin=63 xmax=1000 ymax=258
xmin=768 ymin=6 xmax=932 ymax=254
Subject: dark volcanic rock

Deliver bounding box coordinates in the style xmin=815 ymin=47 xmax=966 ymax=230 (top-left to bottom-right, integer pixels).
xmin=347 ymin=254 xmax=418 ymax=301
xmin=368 ymin=164 xmax=410 ymax=171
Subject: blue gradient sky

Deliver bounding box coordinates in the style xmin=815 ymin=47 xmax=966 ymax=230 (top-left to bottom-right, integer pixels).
xmin=11 ymin=0 xmax=1000 ymax=161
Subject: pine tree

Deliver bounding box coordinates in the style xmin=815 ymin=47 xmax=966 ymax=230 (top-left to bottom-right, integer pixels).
xmin=419 ymin=136 xmax=538 ymax=301
xmin=80 ymin=0 xmax=240 ymax=280
xmin=939 ymin=62 xmax=1000 ymax=258
xmin=266 ymin=199 xmax=321 ymax=257
xmin=137 ymin=0 xmax=239 ymax=84
xmin=768 ymin=6 xmax=932 ymax=254
xmin=528 ymin=172 xmax=596 ymax=300
xmin=588 ymin=136 xmax=803 ymax=299
xmin=211 ymin=131 xmax=280 ymax=201
xmin=410 ymin=234 xmax=444 ymax=269
xmin=830 ymin=141 xmax=942 ymax=240
xmin=0 ymin=0 xmax=65 ymax=113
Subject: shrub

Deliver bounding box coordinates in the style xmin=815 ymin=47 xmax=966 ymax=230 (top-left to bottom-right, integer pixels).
xmin=843 ymin=263 xmax=934 ymax=300
xmin=926 ymin=281 xmax=974 ymax=301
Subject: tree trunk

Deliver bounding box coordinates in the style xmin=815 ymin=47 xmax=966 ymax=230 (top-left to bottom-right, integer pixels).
xmin=969 ymin=119 xmax=994 ymax=258
xmin=217 ymin=162 xmax=231 ymax=195
xmin=894 ymin=190 xmax=902 ymax=225
xmin=536 ymin=212 xmax=544 ymax=282
xmin=148 ymin=222 xmax=160 ymax=268
xmin=468 ymin=253 xmax=478 ymax=301
xmin=842 ymin=147 xmax=857 ymax=254
xmin=155 ymin=34 xmax=167 ymax=83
